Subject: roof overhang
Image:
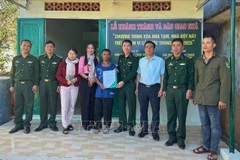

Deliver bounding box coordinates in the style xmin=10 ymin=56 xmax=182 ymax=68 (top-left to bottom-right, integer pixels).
xmin=205 ymin=2 xmax=240 ymax=23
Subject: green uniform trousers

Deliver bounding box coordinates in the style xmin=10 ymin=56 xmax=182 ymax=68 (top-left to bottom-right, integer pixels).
xmin=39 ymin=81 xmax=58 ymax=127
xmin=118 ymin=81 xmax=136 ymax=129
xmin=14 ymin=82 xmax=34 ymax=128
xmin=166 ymin=87 xmax=188 ymax=143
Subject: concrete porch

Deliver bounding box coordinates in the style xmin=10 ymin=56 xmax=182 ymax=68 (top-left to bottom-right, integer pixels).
xmin=0 ymin=118 xmax=228 ymax=160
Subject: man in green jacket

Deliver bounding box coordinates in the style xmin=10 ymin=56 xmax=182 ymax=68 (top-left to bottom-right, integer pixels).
xmin=193 ymin=35 xmax=230 ymax=160
xmin=35 ymin=41 xmax=62 ymax=132
xmin=114 ymin=39 xmax=139 ymax=136
xmin=9 ymin=39 xmax=39 ymax=134
xmin=163 ymin=38 xmax=194 ymax=149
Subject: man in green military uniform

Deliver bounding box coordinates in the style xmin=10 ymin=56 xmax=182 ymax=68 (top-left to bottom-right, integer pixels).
xmin=163 ymin=38 xmax=194 ymax=149
xmin=193 ymin=35 xmax=230 ymax=160
xmin=35 ymin=41 xmax=62 ymax=132
xmin=9 ymin=39 xmax=39 ymax=134
xmin=114 ymin=39 xmax=138 ymax=136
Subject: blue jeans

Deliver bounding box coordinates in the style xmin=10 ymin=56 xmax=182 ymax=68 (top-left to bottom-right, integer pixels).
xmin=198 ymin=105 xmax=221 ymax=152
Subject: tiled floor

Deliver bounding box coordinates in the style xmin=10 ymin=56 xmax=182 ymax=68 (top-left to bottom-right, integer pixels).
xmin=0 ymin=119 xmax=227 ymax=160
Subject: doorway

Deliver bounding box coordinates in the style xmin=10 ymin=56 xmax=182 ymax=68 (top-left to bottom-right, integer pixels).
xmin=45 ymin=19 xmax=99 ymax=115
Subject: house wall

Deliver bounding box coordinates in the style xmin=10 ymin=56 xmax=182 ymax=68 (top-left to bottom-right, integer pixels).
xmin=218 ymin=18 xmax=240 ymax=151
xmin=20 ymin=0 xmax=203 ymax=19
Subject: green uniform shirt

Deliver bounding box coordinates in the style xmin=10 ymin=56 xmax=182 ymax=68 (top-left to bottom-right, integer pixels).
xmin=38 ymin=53 xmax=62 ymax=80
xmin=194 ymin=53 xmax=231 ymax=105
xmin=10 ymin=54 xmax=39 ymax=87
xmin=117 ymin=53 xmax=139 ymax=83
xmin=163 ymin=54 xmax=194 ymax=91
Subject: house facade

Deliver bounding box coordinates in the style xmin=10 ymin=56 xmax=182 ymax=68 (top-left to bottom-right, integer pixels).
xmin=16 ymin=0 xmax=203 ymax=125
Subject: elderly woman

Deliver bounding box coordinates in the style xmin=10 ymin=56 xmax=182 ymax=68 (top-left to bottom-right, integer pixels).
xmin=56 ymin=48 xmax=80 ymax=134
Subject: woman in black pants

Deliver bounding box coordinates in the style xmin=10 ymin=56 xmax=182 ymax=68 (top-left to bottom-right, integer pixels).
xmin=78 ymin=44 xmax=98 ymax=131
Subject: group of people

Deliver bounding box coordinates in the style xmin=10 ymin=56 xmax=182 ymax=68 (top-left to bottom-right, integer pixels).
xmin=9 ymin=35 xmax=230 ymax=160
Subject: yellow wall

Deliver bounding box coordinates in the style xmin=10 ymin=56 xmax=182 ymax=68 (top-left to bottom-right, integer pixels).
xmin=20 ymin=0 xmax=203 ymax=19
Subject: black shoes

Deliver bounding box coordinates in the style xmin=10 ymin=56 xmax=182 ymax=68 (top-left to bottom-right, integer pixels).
xmin=178 ymin=142 xmax=186 ymax=149
xmin=165 ymin=139 xmax=177 ymax=146
xmin=114 ymin=126 xmax=127 ymax=133
xmin=129 ymin=127 xmax=135 ymax=136
xmin=50 ymin=125 xmax=58 ymax=131
xmin=9 ymin=126 xmax=30 ymax=134
xmin=10 ymin=125 xmax=58 ymax=133
xmin=34 ymin=125 xmax=48 ymax=132
xmin=9 ymin=126 xmax=24 ymax=134
xmin=35 ymin=125 xmax=58 ymax=132
xmin=138 ymin=130 xmax=159 ymax=141
xmin=24 ymin=127 xmax=30 ymax=134
xmin=152 ymin=133 xmax=160 ymax=141
xmin=165 ymin=139 xmax=185 ymax=149
xmin=114 ymin=126 xmax=134 ymax=136
xmin=138 ymin=130 xmax=148 ymax=138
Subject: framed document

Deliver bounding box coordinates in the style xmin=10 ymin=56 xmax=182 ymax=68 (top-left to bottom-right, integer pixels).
xmin=103 ymin=70 xmax=117 ymax=88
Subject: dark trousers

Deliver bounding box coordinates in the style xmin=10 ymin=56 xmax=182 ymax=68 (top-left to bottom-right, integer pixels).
xmin=14 ymin=82 xmax=34 ymax=128
xmin=94 ymin=98 xmax=113 ymax=129
xmin=118 ymin=81 xmax=136 ymax=129
xmin=39 ymin=81 xmax=58 ymax=127
xmin=166 ymin=87 xmax=188 ymax=143
xmin=138 ymin=83 xmax=160 ymax=133
xmin=80 ymin=78 xmax=97 ymax=128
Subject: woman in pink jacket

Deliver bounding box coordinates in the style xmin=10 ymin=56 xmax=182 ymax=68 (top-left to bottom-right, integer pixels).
xmin=78 ymin=44 xmax=98 ymax=131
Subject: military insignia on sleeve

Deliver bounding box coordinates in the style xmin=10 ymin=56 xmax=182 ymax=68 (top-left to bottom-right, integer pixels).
xmin=225 ymin=62 xmax=230 ymax=68
xmin=56 ymin=55 xmax=62 ymax=58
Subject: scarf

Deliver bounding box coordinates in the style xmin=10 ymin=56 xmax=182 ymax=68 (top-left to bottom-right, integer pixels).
xmin=65 ymin=58 xmax=79 ymax=81
xmin=87 ymin=53 xmax=95 ymax=78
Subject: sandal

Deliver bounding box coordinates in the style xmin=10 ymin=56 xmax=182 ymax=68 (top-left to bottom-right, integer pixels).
xmin=67 ymin=125 xmax=74 ymax=131
xmin=63 ymin=128 xmax=69 ymax=134
xmin=94 ymin=129 xmax=100 ymax=134
xmin=103 ymin=129 xmax=109 ymax=134
xmin=207 ymin=150 xmax=218 ymax=160
xmin=193 ymin=146 xmax=210 ymax=154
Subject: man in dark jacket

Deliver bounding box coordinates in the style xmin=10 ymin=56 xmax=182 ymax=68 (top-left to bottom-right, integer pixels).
xmin=193 ymin=35 xmax=230 ymax=160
